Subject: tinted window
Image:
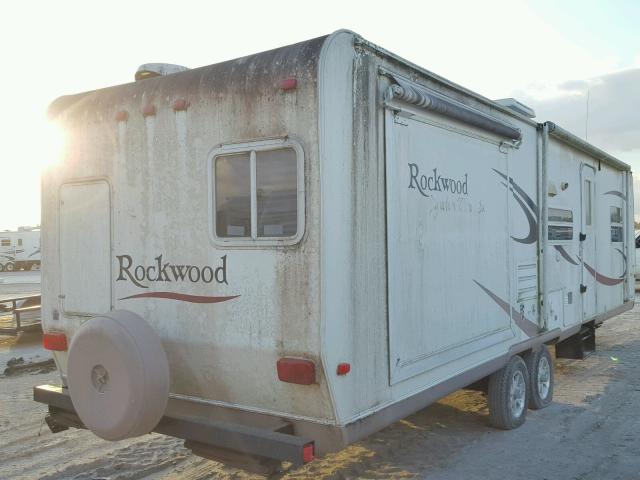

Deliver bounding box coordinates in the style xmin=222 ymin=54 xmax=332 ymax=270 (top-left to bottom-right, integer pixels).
xmin=256 ymin=148 xmax=297 ymax=238
xmin=610 ymin=206 xmax=622 ymax=224
xmin=611 ymin=226 xmax=623 ymax=242
xmin=215 ymin=153 xmax=251 ymax=237
xmin=548 ymin=208 xmax=573 ymax=223
xmin=213 ymin=146 xmax=301 ymax=242
xmin=549 ymin=225 xmax=573 ymax=241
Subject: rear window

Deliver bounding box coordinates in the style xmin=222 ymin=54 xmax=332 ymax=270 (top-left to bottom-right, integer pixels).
xmin=256 ymin=149 xmax=298 ymax=237
xmin=215 ymin=153 xmax=251 ymax=237
xmin=211 ymin=140 xmax=304 ymax=245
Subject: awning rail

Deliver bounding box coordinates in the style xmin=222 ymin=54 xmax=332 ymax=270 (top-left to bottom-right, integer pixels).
xmin=381 ymin=69 xmax=522 ymax=142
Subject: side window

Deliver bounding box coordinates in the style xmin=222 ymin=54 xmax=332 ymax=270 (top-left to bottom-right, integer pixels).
xmin=610 ymin=206 xmax=623 ymax=243
xmin=584 ymin=180 xmax=592 ymax=226
xmin=212 ymin=140 xmax=303 ymax=245
xmin=548 ymin=207 xmax=573 ymax=241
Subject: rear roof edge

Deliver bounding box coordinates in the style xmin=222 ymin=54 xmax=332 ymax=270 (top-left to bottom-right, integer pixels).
xmin=48 ymin=34 xmax=330 ymax=120
xmin=546 ymin=121 xmax=630 ymax=172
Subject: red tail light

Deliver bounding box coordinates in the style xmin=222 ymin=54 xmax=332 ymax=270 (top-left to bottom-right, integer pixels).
xmin=303 ymin=442 xmax=315 ymax=463
xmin=276 ymin=357 xmax=315 ymax=385
xmin=43 ymin=332 xmax=68 ymax=351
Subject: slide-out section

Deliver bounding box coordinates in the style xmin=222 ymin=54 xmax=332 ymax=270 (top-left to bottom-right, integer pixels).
xmin=385 ymin=111 xmax=514 ymax=384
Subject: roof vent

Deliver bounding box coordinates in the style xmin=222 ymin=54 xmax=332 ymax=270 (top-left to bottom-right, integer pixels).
xmin=135 ymin=63 xmax=189 ymax=81
xmin=494 ymin=98 xmax=536 ymax=119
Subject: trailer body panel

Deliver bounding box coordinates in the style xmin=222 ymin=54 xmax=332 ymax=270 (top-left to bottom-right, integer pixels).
xmin=39 ymin=30 xmax=634 ymax=457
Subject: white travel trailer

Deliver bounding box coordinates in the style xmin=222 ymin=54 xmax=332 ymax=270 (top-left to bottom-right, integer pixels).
xmin=36 ymin=31 xmax=634 ymax=470
xmin=0 ymin=228 xmax=41 ymax=271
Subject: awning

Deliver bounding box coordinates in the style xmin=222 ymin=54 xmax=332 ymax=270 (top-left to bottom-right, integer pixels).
xmin=384 ymin=73 xmax=522 ymax=142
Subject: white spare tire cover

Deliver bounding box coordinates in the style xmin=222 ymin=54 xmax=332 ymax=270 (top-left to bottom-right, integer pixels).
xmin=67 ymin=310 xmax=170 ymax=441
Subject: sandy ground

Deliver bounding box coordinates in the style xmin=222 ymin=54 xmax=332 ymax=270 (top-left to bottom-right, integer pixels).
xmin=1 ymin=274 xmax=639 ymax=479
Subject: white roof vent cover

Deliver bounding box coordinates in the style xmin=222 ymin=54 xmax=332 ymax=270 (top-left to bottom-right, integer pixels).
xmin=494 ymin=98 xmax=536 ymax=119
xmin=135 ymin=63 xmax=189 ymax=81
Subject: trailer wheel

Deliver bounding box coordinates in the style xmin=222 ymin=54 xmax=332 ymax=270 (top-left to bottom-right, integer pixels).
xmin=487 ymin=355 xmax=529 ymax=430
xmin=67 ymin=310 xmax=170 ymax=441
xmin=524 ymin=345 xmax=554 ymax=409
xmin=0 ymin=263 xmax=4 ymax=272
xmin=5 ymin=262 xmax=15 ymax=272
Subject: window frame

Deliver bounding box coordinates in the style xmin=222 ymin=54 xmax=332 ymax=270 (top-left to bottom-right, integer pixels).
xmin=610 ymin=205 xmax=623 ymax=243
xmin=547 ymin=207 xmax=574 ymax=243
xmin=208 ymin=138 xmax=305 ymax=247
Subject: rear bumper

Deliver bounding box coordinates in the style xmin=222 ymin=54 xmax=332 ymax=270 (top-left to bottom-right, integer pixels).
xmin=33 ymin=384 xmax=315 ymax=466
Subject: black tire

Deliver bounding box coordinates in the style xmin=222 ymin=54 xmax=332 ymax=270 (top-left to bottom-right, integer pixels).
xmin=488 ymin=355 xmax=530 ymax=430
xmin=524 ymin=345 xmax=554 ymax=410
xmin=5 ymin=262 xmax=15 ymax=272
xmin=0 ymin=263 xmax=4 ymax=272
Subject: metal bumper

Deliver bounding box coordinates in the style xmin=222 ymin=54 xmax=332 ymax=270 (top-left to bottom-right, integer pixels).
xmin=33 ymin=384 xmax=314 ymax=466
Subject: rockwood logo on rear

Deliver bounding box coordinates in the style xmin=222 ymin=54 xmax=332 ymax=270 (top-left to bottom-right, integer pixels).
xmin=116 ymin=254 xmax=229 ymax=288
xmin=115 ymin=254 xmax=237 ymax=303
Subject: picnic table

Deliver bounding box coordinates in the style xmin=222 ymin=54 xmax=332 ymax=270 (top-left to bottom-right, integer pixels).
xmin=0 ymin=294 xmax=42 ymax=335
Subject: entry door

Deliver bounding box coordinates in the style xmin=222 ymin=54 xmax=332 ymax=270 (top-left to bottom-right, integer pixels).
xmin=580 ymin=165 xmax=597 ymax=319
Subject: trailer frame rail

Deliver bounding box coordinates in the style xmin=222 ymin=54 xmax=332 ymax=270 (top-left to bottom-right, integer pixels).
xmin=33 ymin=384 xmax=315 ymax=467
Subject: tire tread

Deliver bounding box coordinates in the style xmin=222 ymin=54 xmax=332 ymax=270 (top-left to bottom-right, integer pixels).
xmin=488 ymin=355 xmax=529 ymax=430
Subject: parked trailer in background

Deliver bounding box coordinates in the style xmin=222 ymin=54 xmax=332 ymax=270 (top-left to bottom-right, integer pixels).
xmin=35 ymin=30 xmax=634 ymax=472
xmin=0 ymin=228 xmax=40 ymax=272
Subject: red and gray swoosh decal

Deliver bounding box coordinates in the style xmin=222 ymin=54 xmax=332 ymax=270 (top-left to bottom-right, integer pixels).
xmin=603 ymin=190 xmax=626 ymax=201
xmin=554 ymin=245 xmax=625 ymax=285
xmin=119 ymin=292 xmax=240 ymax=303
xmin=615 ymin=247 xmax=628 ymax=278
xmin=553 ymin=245 xmax=579 ymax=265
xmin=582 ymin=261 xmax=624 ymax=286
xmin=473 ymin=280 xmax=539 ymax=337
xmin=493 ymin=169 xmax=538 ymax=244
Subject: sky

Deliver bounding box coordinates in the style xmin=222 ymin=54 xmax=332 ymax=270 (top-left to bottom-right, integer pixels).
xmin=1 ymin=0 xmax=639 ymax=230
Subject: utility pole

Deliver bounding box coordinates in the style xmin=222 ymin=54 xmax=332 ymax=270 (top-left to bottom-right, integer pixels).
xmin=585 ymin=88 xmax=590 ymax=141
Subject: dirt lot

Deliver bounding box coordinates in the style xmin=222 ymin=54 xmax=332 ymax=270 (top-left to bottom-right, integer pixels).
xmin=1 ymin=278 xmax=639 ymax=479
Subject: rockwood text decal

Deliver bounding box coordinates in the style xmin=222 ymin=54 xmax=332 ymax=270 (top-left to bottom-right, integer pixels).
xmin=116 ymin=254 xmax=238 ymax=303
xmin=408 ymin=164 xmax=468 ymax=197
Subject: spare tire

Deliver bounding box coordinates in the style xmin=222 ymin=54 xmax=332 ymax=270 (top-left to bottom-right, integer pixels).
xmin=67 ymin=310 xmax=170 ymax=440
